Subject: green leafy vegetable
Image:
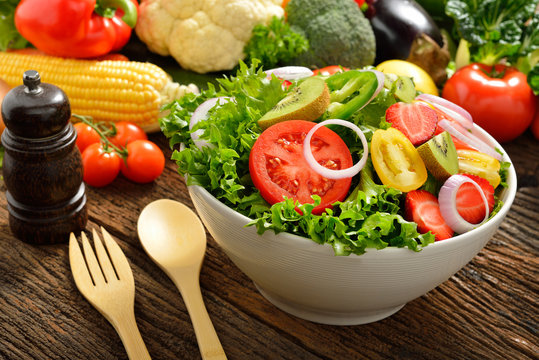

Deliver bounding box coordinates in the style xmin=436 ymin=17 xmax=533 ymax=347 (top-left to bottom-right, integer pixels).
xmin=249 ymin=162 xmax=434 ymax=255
xmin=161 ymin=62 xmax=435 ymax=255
xmin=0 ymin=0 xmax=29 ymax=51
xmin=446 ymin=0 xmax=539 ymax=71
xmin=528 ymin=64 xmax=539 ymax=95
xmin=243 ymin=16 xmax=309 ymax=70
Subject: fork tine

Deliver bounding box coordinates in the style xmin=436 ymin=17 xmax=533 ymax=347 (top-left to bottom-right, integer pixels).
xmin=100 ymin=227 xmax=134 ymax=286
xmin=92 ymin=228 xmax=117 ymax=283
xmin=81 ymin=232 xmax=106 ymax=287
xmin=69 ymin=233 xmax=94 ymax=291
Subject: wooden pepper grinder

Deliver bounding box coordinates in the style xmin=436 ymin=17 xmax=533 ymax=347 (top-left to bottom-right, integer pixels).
xmin=1 ymin=70 xmax=87 ymax=244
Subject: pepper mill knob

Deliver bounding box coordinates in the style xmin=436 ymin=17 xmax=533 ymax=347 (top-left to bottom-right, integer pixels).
xmin=2 ymin=69 xmax=71 ymax=139
xmin=1 ymin=70 xmax=87 ymax=244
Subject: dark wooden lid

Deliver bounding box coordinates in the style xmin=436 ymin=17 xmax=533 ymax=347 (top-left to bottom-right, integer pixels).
xmin=1 ymin=70 xmax=71 ymax=138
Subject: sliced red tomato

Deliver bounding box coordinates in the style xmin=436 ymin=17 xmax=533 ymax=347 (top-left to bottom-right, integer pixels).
xmin=249 ymin=120 xmax=353 ymax=215
xmin=405 ymin=190 xmax=453 ymax=241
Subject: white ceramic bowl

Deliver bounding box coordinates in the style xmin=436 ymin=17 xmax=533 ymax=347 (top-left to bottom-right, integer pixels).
xmin=187 ymin=126 xmax=517 ymax=325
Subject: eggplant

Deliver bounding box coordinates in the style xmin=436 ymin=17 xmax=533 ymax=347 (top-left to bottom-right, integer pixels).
xmin=367 ymin=0 xmax=443 ymax=62
xmin=366 ymin=0 xmax=450 ymax=85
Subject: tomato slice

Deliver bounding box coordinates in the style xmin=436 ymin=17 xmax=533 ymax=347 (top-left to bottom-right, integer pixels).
xmin=371 ymin=127 xmax=427 ymax=192
xmin=457 ymin=149 xmax=501 ymax=189
xmin=249 ymin=120 xmax=353 ymax=215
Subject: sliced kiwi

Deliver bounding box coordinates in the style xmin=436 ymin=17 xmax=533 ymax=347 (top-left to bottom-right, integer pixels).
xmin=258 ymin=77 xmax=330 ymax=130
xmin=417 ymin=131 xmax=458 ymax=181
xmin=392 ymin=75 xmax=417 ymax=103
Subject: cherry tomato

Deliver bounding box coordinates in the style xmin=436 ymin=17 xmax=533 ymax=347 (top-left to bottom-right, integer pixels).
xmin=457 ymin=149 xmax=501 ymax=189
xmin=81 ymin=143 xmax=121 ymax=187
xmin=249 ymin=120 xmax=353 ymax=215
xmin=442 ymin=63 xmax=536 ymax=143
xmin=74 ymin=122 xmax=101 ymax=153
xmin=109 ymin=122 xmax=147 ymax=148
xmin=120 ymin=140 xmax=165 ymax=183
xmin=370 ymin=127 xmax=427 ymax=192
xmin=312 ymin=66 xmax=350 ymax=76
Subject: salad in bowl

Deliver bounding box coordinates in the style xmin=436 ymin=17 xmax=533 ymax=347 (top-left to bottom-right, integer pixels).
xmin=160 ymin=61 xmax=516 ymax=324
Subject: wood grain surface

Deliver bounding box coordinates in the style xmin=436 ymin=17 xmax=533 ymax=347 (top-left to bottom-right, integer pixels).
xmin=0 ymin=130 xmax=537 ymax=360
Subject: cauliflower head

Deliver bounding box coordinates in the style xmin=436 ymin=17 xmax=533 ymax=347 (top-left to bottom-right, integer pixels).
xmin=136 ymin=0 xmax=284 ymax=74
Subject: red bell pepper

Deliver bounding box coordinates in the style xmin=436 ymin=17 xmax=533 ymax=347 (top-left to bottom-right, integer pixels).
xmin=14 ymin=0 xmax=138 ymax=58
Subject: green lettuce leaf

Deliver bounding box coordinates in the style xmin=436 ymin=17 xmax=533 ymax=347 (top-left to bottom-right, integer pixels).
xmin=0 ymin=0 xmax=29 ymax=51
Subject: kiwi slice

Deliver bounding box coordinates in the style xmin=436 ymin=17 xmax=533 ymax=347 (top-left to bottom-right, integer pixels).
xmin=392 ymin=75 xmax=417 ymax=103
xmin=258 ymin=77 xmax=330 ymax=130
xmin=417 ymin=131 xmax=458 ymax=181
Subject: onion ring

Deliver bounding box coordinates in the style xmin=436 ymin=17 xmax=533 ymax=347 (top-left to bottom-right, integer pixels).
xmin=190 ymin=97 xmax=232 ymax=149
xmin=264 ymin=66 xmax=313 ymax=81
xmin=416 ymin=93 xmax=473 ymax=129
xmin=303 ymin=119 xmax=368 ymax=180
xmin=438 ymin=119 xmax=502 ymax=160
xmin=438 ymin=174 xmax=490 ymax=234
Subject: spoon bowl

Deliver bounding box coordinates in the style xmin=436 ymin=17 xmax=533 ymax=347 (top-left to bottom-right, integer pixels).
xmin=138 ymin=199 xmax=226 ymax=360
xmin=138 ymin=199 xmax=206 ymax=270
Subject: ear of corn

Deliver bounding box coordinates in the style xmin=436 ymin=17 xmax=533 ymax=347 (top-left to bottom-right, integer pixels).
xmin=0 ymin=52 xmax=199 ymax=132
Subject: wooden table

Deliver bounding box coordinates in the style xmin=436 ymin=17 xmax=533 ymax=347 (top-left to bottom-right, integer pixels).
xmin=0 ymin=129 xmax=537 ymax=360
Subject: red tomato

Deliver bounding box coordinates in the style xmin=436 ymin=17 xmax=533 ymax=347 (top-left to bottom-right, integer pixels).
xmin=81 ymin=143 xmax=121 ymax=187
xmin=120 ymin=140 xmax=165 ymax=183
xmin=442 ymin=63 xmax=536 ymax=143
xmin=312 ymin=65 xmax=350 ymax=76
xmin=74 ymin=122 xmax=101 ymax=153
xmin=249 ymin=120 xmax=353 ymax=215
xmin=109 ymin=122 xmax=147 ymax=148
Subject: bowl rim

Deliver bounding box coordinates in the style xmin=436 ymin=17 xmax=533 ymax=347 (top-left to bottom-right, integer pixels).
xmin=187 ymin=124 xmax=517 ymax=257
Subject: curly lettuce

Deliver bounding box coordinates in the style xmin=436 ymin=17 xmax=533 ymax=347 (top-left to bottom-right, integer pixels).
xmin=160 ymin=61 xmax=434 ymax=256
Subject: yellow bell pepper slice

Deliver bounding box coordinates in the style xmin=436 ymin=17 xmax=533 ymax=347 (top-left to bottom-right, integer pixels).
xmin=457 ymin=149 xmax=501 ymax=188
xmin=371 ymin=127 xmax=428 ymax=192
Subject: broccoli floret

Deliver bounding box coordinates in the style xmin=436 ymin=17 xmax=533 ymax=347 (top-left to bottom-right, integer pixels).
xmin=286 ymin=0 xmax=376 ymax=69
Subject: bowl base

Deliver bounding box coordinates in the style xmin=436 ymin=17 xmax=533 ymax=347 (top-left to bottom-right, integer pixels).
xmin=255 ymin=283 xmax=405 ymax=326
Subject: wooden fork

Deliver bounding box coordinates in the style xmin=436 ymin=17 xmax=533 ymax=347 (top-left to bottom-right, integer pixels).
xmin=69 ymin=227 xmax=151 ymax=360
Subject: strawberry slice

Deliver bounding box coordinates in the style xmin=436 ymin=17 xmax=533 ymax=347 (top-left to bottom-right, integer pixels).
xmin=455 ymin=173 xmax=495 ymax=224
xmin=385 ymin=102 xmax=438 ymax=146
xmin=405 ymin=190 xmax=454 ymax=241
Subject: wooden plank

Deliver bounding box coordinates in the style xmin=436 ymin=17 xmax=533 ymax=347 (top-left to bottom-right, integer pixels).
xmin=0 ymin=130 xmax=537 ymax=360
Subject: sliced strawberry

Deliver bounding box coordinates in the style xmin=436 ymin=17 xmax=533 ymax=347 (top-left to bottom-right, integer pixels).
xmin=385 ymin=102 xmax=437 ymax=146
xmin=405 ymin=190 xmax=454 ymax=241
xmin=455 ymin=173 xmax=495 ymax=224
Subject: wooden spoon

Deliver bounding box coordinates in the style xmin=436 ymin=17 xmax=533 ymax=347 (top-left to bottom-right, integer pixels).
xmin=137 ymin=199 xmax=226 ymax=360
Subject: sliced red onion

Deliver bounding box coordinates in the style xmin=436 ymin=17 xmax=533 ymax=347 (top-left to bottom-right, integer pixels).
xmin=416 ymin=93 xmax=473 ymax=130
xmin=265 ymin=66 xmax=313 ymax=81
xmin=190 ymin=97 xmax=232 ymax=149
xmin=359 ymin=69 xmax=385 ymax=111
xmin=438 ymin=174 xmax=489 ymax=234
xmin=438 ymin=119 xmax=502 ymax=160
xmin=303 ymin=119 xmax=368 ymax=180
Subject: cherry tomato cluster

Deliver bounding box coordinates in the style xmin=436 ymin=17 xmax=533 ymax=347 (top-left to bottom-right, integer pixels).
xmin=74 ymin=120 xmax=165 ymax=187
